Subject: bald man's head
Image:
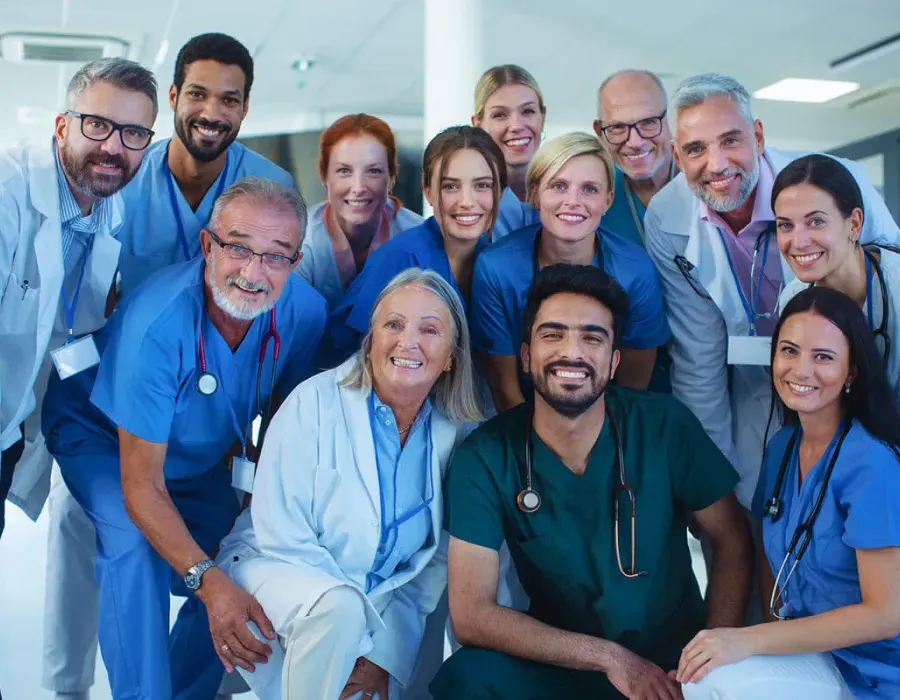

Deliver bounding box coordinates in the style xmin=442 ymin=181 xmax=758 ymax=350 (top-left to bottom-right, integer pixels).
xmin=594 ymin=70 xmax=672 ymax=184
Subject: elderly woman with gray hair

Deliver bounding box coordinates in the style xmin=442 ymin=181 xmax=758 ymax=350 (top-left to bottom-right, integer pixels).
xmin=215 ymin=267 xmax=481 ymax=700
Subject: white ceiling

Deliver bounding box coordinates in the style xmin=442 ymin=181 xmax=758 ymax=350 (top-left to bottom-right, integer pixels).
xmin=1 ymin=0 xmax=900 ymax=153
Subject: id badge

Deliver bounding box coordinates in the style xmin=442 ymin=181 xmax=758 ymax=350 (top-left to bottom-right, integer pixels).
xmin=231 ymin=456 xmax=256 ymax=493
xmin=51 ymin=335 xmax=100 ymax=379
xmin=727 ymin=335 xmax=771 ymax=366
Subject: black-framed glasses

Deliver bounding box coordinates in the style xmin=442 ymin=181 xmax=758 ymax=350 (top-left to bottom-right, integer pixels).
xmin=208 ymin=231 xmax=299 ymax=270
xmin=598 ymin=111 xmax=667 ymax=145
xmin=64 ymin=111 xmax=154 ymax=151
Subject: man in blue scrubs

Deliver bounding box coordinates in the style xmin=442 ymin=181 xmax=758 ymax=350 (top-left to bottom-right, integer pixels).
xmin=42 ymin=179 xmax=326 ymax=700
xmin=117 ymin=32 xmax=295 ymax=297
xmin=42 ymin=33 xmax=297 ymax=698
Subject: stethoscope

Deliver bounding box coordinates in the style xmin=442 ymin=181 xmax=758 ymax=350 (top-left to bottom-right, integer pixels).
xmin=517 ymin=408 xmax=646 ymax=579
xmin=195 ymin=306 xmax=282 ymax=442
xmin=673 ymin=223 xmax=781 ymax=327
xmin=763 ymin=421 xmax=852 ymax=619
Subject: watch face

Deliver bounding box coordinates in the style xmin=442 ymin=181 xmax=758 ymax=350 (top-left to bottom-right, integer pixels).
xmin=185 ymin=571 xmax=199 ymax=590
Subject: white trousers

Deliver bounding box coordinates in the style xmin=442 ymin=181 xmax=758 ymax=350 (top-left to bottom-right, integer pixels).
xmin=681 ymin=653 xmax=853 ymax=700
xmin=42 ymin=464 xmax=98 ymax=693
xmin=240 ymin=586 xmax=396 ymax=700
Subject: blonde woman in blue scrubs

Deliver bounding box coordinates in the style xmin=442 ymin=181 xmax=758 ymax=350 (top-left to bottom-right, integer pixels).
xmin=472 ymin=64 xmax=545 ymax=240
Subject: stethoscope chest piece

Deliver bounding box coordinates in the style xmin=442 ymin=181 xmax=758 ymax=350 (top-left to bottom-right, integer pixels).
xmin=517 ymin=488 xmax=541 ymax=514
xmin=764 ymin=497 xmax=782 ymax=521
xmin=196 ymin=372 xmax=218 ymax=396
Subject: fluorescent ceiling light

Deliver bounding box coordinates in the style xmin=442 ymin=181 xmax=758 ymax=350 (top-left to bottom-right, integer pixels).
xmin=754 ymin=78 xmax=859 ymax=103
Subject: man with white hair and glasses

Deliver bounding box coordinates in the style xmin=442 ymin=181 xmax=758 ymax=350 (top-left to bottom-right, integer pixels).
xmin=40 ymin=178 xmax=327 ymax=700
xmin=643 ymin=72 xmax=900 ymax=512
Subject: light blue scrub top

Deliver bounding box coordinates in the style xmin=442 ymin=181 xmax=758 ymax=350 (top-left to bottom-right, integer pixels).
xmin=366 ymin=392 xmax=433 ymax=593
xmin=116 ymin=138 xmax=296 ymax=298
xmin=492 ymin=187 xmax=539 ymax=241
xmin=324 ymin=216 xmax=479 ymax=363
xmin=470 ymin=223 xmax=671 ymax=357
xmin=298 ymin=200 xmax=424 ymax=311
xmin=754 ymin=421 xmax=900 ymax=698
xmin=43 ymin=257 xmax=327 ymax=480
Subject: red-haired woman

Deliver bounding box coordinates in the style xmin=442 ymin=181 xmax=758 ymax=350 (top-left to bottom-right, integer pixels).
xmin=299 ymin=114 xmax=423 ymax=309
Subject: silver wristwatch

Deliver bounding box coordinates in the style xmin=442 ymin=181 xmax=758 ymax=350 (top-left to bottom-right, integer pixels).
xmin=184 ymin=559 xmax=216 ymax=591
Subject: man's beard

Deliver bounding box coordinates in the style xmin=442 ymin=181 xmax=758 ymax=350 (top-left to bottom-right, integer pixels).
xmin=207 ymin=254 xmax=275 ymax=321
xmin=531 ymin=359 xmax=610 ymax=419
xmin=60 ymin=143 xmax=135 ymax=198
xmin=175 ymin=113 xmax=238 ymax=163
xmin=689 ymin=158 xmax=760 ymax=214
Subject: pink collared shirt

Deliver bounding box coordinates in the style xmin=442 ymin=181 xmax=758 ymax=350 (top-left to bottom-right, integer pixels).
xmin=701 ymin=157 xmax=782 ymax=337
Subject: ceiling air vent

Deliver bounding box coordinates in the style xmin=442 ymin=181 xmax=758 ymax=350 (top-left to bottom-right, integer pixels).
xmin=0 ymin=32 xmax=130 ymax=64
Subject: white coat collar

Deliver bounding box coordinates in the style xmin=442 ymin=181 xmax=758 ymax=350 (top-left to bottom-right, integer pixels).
xmin=334 ymin=356 xmax=458 ymax=517
xmin=655 ymin=147 xmax=798 ymax=332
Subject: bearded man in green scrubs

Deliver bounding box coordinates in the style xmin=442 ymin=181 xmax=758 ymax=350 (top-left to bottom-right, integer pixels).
xmin=431 ymin=264 xmax=753 ymax=699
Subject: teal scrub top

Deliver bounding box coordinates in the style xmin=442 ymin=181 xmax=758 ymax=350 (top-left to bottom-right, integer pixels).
xmin=445 ymin=387 xmax=739 ymax=667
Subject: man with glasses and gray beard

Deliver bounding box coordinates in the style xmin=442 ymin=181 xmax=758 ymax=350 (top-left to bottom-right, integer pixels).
xmin=643 ymin=73 xmax=900 ymax=516
xmin=0 ymin=57 xmax=157 ymax=553
xmin=40 ymin=178 xmax=326 ymax=700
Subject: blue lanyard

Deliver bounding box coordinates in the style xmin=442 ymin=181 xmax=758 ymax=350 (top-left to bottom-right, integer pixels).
xmin=164 ymin=150 xmax=230 ymax=261
xmin=865 ymin=253 xmax=875 ymax=329
xmin=716 ymin=225 xmax=772 ymax=336
xmin=60 ymin=244 xmax=93 ymax=343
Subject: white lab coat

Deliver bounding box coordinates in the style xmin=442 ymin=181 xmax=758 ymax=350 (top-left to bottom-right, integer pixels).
xmin=0 ymin=139 xmax=122 ymax=519
xmin=298 ymin=200 xmax=423 ymax=310
xmin=644 ymin=147 xmax=899 ymax=508
xmin=779 ymin=246 xmax=900 ymax=401
xmin=216 ymin=358 xmax=467 ymax=700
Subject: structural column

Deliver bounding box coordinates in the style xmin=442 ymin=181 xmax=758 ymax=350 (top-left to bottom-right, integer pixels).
xmin=423 ymin=0 xmax=485 ymax=189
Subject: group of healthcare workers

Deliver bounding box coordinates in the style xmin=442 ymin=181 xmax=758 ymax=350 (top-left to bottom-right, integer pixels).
xmin=1 ymin=22 xmax=900 ymax=700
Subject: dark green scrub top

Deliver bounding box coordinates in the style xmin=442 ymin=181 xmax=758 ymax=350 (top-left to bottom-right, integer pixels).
xmin=445 ymin=386 xmax=739 ymax=668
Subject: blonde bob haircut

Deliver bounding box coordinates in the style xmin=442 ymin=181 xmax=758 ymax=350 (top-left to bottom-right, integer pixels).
xmin=473 ymin=64 xmax=546 ymax=123
xmin=340 ymin=268 xmax=482 ymax=424
xmin=525 ymin=132 xmax=616 ymax=209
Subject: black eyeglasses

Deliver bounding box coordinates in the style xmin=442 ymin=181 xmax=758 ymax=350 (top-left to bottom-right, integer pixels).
xmin=598 ymin=111 xmax=667 ymax=145
xmin=64 ymin=111 xmax=154 ymax=151
xmin=208 ymin=231 xmax=299 ymax=270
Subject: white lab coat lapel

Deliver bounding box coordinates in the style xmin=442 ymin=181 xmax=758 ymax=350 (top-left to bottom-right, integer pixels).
xmin=337 ymin=367 xmax=383 ymax=517
xmin=681 ymin=149 xmax=796 ymax=338
xmin=682 ymin=217 xmax=750 ymax=336
xmin=27 ymin=146 xmax=64 ymax=357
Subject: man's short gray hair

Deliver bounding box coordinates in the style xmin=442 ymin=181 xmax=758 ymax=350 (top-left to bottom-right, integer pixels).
xmin=208 ymin=177 xmax=309 ymax=249
xmin=65 ymin=58 xmax=159 ymax=117
xmin=670 ymin=73 xmax=754 ymax=126
xmin=341 ymin=268 xmax=482 ymax=424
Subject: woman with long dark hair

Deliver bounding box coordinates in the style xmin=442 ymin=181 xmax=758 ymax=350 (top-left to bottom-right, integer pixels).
xmin=774 ymin=153 xmax=900 ymax=397
xmin=678 ymin=286 xmax=900 ymax=699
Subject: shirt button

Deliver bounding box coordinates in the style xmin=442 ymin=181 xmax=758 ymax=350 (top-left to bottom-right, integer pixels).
xmin=385 ymin=419 xmax=393 ymax=426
